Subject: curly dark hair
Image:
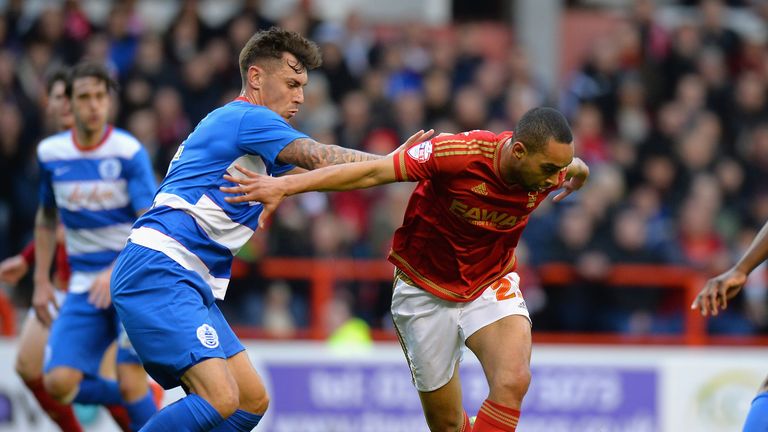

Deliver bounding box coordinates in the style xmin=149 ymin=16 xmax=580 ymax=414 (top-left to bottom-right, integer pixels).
xmin=514 ymin=107 xmax=573 ymax=154
xmin=238 ymin=27 xmax=322 ymax=84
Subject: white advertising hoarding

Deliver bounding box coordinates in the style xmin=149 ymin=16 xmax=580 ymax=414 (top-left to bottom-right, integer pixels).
xmin=0 ymin=340 xmax=764 ymax=431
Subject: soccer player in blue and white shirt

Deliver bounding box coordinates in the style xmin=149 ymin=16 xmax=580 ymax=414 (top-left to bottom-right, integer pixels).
xmin=33 ymin=62 xmax=159 ymax=430
xmin=110 ymin=28 xmax=428 ymax=431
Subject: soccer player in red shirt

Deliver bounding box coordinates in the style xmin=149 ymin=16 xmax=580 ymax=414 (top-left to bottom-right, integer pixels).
xmin=222 ymin=107 xmax=589 ymax=432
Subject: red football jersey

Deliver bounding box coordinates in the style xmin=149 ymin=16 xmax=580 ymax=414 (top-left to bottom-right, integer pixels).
xmin=388 ymin=130 xmax=566 ymax=302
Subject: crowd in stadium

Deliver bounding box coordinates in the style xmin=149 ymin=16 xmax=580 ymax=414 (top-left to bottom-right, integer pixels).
xmin=1 ymin=0 xmax=767 ymax=336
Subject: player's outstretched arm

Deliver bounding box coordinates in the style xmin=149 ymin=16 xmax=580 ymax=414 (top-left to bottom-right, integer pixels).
xmin=224 ymin=129 xmax=432 ymax=228
xmin=693 ymin=220 xmax=768 ymax=316
xmin=223 ymin=156 xmax=395 ymax=229
xmin=277 ymin=129 xmax=434 ymax=170
xmin=552 ymin=157 xmax=589 ymax=202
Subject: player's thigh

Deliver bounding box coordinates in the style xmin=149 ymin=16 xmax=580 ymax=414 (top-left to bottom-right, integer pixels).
xmin=465 ymin=314 xmax=532 ymax=402
xmin=17 ymin=289 xmax=66 ymax=378
xmin=462 ymin=272 xmax=532 ymax=391
xmin=15 ymin=312 xmax=49 ymax=379
xmin=391 ymin=275 xmax=463 ymax=393
xmin=417 ymin=361 xmax=465 ymax=431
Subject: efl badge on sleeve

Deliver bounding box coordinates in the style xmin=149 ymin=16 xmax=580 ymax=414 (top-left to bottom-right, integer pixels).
xmin=407 ymin=140 xmax=432 ymax=163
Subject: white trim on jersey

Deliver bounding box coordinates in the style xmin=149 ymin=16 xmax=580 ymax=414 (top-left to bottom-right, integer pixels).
xmin=129 ymin=226 xmax=230 ymax=299
xmin=37 ymin=130 xmax=142 ymax=162
xmin=53 ymin=179 xmax=130 ymax=212
xmin=65 ymin=223 xmax=132 ymax=255
xmin=153 ymin=193 xmax=254 ymax=255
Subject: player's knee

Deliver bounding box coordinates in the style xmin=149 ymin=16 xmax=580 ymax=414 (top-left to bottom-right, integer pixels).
xmin=118 ymin=375 xmax=149 ymax=403
xmin=240 ymin=389 xmax=269 ymax=415
xmin=490 ymin=367 xmax=531 ymax=404
xmin=205 ymin=383 xmax=240 ymax=418
xmin=43 ymin=369 xmax=80 ymax=403
xmin=424 ymin=410 xmax=464 ymax=432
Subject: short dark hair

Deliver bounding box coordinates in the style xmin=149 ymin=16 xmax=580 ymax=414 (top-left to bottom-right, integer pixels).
xmin=65 ymin=61 xmax=119 ymax=98
xmin=45 ymin=67 xmax=69 ymax=95
xmin=514 ymin=107 xmax=573 ymax=154
xmin=238 ymin=27 xmax=322 ymax=84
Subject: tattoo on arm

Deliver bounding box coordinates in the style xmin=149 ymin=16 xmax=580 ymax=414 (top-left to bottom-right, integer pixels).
xmin=277 ymin=138 xmax=381 ymax=170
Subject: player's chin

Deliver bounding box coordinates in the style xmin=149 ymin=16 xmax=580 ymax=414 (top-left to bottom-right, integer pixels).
xmin=524 ymin=184 xmax=545 ymax=192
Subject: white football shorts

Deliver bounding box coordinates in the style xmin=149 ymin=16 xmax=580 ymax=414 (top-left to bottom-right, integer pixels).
xmin=391 ymin=270 xmax=531 ymax=392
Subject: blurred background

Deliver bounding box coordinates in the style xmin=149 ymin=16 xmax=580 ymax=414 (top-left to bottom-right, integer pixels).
xmin=1 ymin=0 xmax=768 ymax=431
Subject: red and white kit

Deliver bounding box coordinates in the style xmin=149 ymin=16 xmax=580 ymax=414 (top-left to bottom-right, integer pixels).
xmin=389 ymin=130 xmax=565 ymax=391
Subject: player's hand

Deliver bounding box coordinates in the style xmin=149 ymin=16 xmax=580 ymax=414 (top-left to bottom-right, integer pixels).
xmin=221 ymin=164 xmax=286 ymax=229
xmin=0 ymin=255 xmax=29 ymax=285
xmin=89 ymin=268 xmax=113 ymax=309
xmin=32 ymin=279 xmax=58 ymax=327
xmin=553 ymin=158 xmax=589 ymax=202
xmin=387 ymin=129 xmax=435 ymax=156
xmin=691 ymin=268 xmax=747 ymax=316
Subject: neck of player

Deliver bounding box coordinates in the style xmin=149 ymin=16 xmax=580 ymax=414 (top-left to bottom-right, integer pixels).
xmin=75 ymin=124 xmax=106 ymax=148
xmin=498 ymin=138 xmax=518 ymax=186
xmin=239 ymin=89 xmax=262 ymax=106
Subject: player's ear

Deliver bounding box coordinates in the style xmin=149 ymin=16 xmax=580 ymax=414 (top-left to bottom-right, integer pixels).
xmin=248 ymin=65 xmax=263 ymax=89
xmin=512 ymin=141 xmax=527 ymax=159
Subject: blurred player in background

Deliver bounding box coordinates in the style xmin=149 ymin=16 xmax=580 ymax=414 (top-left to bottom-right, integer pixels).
xmin=223 ymin=107 xmax=589 ymax=432
xmin=110 ymin=27 xmax=429 ymax=432
xmin=0 ymin=68 xmax=136 ymax=432
xmin=33 ymin=61 xmax=158 ymax=430
xmin=0 ymin=68 xmax=86 ymax=431
xmin=693 ymin=220 xmax=768 ymax=432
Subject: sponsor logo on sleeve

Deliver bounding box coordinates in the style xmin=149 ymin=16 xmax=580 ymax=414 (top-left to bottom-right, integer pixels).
xmin=407 ymin=141 xmax=432 ymax=163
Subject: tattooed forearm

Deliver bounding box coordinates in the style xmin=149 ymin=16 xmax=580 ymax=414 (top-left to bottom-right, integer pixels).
xmin=277 ymin=138 xmax=381 ymax=170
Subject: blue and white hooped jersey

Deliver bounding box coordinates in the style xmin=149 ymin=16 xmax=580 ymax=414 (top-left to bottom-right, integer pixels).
xmin=129 ymin=99 xmax=307 ymax=300
xmin=38 ymin=127 xmax=157 ymax=280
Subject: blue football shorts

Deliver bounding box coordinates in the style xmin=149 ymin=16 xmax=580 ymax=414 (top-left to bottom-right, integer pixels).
xmin=111 ymin=241 xmax=245 ymax=389
xmin=44 ymin=290 xmax=141 ymax=376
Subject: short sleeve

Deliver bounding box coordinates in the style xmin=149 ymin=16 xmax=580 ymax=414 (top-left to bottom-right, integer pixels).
xmin=237 ymin=108 xmax=308 ymax=175
xmin=125 ymin=146 xmax=158 ymax=213
xmin=393 ymin=130 xmax=498 ymax=181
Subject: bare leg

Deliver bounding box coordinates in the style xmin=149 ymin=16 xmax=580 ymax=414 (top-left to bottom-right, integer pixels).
xmin=416 ymin=361 xmax=466 ymax=432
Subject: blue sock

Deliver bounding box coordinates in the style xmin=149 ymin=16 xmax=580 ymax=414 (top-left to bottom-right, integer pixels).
xmin=126 ymin=390 xmax=157 ymax=431
xmin=141 ymin=394 xmax=223 ymax=432
xmin=74 ymin=377 xmax=122 ymax=405
xmin=744 ymin=392 xmax=768 ymax=432
xmin=209 ymin=409 xmax=263 ymax=431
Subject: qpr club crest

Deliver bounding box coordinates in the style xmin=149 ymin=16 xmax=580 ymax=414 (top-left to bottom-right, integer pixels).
xmin=196 ymin=324 xmax=220 ymax=348
xmin=407 ymin=140 xmax=432 ymax=163
xmin=98 ymin=158 xmax=122 ymax=180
